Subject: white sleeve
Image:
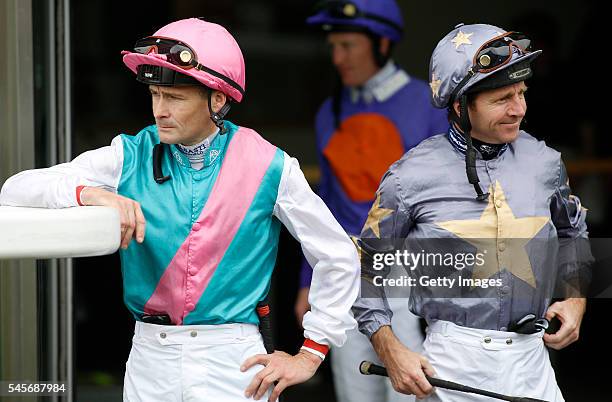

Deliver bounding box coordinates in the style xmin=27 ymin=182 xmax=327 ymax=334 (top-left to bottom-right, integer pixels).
xmin=273 ymin=153 xmax=359 ymax=347
xmin=0 ymin=135 xmax=124 ymax=208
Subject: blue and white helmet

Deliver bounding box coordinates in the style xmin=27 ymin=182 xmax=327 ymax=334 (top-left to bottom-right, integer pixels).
xmin=429 ymin=23 xmax=542 ymax=109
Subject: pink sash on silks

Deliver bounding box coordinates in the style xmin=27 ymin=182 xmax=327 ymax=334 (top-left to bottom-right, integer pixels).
xmin=143 ymin=127 xmax=278 ymax=324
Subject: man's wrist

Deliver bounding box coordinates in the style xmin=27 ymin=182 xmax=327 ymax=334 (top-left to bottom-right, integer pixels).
xmin=371 ymin=325 xmax=400 ymax=363
xmin=298 ymin=349 xmax=324 ymax=368
xmin=300 ymin=339 xmax=329 ymax=361
xmin=76 ymin=186 xmax=88 ymax=206
xmin=566 ymin=297 xmax=587 ymax=311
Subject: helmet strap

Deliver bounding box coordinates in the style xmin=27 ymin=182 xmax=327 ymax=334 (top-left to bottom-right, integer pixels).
xmin=153 ymin=143 xmax=171 ymax=184
xmin=332 ymin=72 xmax=343 ymax=129
xmin=459 ymin=95 xmax=489 ymax=201
xmin=208 ymin=90 xmax=232 ymax=134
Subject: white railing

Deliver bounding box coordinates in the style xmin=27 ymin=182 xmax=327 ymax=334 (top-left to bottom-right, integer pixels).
xmin=0 ymin=206 xmax=120 ymax=259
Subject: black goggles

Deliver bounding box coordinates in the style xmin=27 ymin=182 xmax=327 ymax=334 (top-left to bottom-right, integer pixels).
xmin=312 ymin=1 xmax=403 ymax=34
xmin=132 ymin=36 xmax=245 ymax=97
xmin=449 ymin=32 xmax=532 ymax=104
xmin=134 ymin=37 xmax=199 ymax=68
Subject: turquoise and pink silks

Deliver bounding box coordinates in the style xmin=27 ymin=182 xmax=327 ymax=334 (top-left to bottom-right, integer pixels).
xmin=118 ymin=121 xmax=284 ymax=325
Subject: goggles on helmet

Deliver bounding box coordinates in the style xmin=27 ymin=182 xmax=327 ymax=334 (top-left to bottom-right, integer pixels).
xmin=474 ymin=32 xmax=531 ymax=73
xmin=449 ymin=32 xmax=532 ymax=104
xmin=133 ymin=36 xmax=245 ymax=97
xmin=312 ymin=0 xmax=403 ymax=34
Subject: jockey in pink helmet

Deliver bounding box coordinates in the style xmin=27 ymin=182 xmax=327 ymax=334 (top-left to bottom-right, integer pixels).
xmin=122 ymin=18 xmax=245 ymax=132
xmin=0 ymin=17 xmax=361 ymax=402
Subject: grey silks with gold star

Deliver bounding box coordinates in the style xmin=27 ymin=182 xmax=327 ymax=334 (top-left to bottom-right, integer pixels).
xmin=352 ymin=131 xmax=592 ymax=337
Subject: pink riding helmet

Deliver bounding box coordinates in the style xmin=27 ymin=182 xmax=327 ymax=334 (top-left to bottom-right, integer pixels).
xmin=122 ymin=18 xmax=246 ymax=103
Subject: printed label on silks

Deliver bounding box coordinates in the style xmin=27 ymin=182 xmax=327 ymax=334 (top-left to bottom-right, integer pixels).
xmin=358 ymin=237 xmax=597 ymax=300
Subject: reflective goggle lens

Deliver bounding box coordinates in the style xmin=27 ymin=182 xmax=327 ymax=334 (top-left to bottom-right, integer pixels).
xmin=474 ymin=32 xmax=532 ymax=72
xmin=133 ymin=37 xmax=196 ymax=68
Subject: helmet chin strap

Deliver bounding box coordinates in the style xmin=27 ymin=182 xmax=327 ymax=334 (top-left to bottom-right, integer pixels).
xmin=152 ymin=88 xmax=233 ymax=186
xmin=366 ymin=32 xmax=390 ymax=68
xmin=459 ymin=96 xmax=489 ymax=202
xmin=208 ymin=91 xmax=232 ymax=134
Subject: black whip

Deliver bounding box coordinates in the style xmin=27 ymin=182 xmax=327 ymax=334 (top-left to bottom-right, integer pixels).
xmin=256 ymin=298 xmax=275 ymax=354
xmin=359 ymin=361 xmax=548 ymax=402
xmin=256 ymin=297 xmax=283 ymax=401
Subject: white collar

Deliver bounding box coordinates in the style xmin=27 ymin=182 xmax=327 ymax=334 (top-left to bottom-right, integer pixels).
xmin=349 ymin=61 xmax=411 ymax=104
xmin=176 ymin=130 xmax=219 ymax=156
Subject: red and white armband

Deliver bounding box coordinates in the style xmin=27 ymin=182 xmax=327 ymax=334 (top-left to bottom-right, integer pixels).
xmin=300 ymin=339 xmax=329 ymax=360
xmin=76 ymin=186 xmax=86 ymax=206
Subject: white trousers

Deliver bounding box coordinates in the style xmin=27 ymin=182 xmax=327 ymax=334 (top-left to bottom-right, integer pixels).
xmin=123 ymin=321 xmax=270 ymax=402
xmin=422 ymin=321 xmax=564 ymax=402
xmin=331 ymin=299 xmax=423 ymax=402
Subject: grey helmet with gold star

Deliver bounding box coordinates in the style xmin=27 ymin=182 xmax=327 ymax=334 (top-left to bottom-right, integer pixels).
xmin=429 ymin=23 xmax=541 ymax=109
xmin=428 ymin=23 xmax=541 ymax=201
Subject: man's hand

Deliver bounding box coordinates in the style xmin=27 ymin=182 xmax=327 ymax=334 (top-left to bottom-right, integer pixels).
xmin=544 ymin=298 xmax=586 ymax=350
xmin=242 ymin=350 xmax=321 ymax=401
xmin=80 ymin=186 xmax=146 ymax=249
xmin=294 ymin=287 xmax=311 ymax=328
xmin=371 ymin=326 xmax=435 ymax=398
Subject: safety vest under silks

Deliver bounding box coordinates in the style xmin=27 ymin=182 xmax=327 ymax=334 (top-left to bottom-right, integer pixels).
xmin=118 ymin=121 xmax=284 ymax=325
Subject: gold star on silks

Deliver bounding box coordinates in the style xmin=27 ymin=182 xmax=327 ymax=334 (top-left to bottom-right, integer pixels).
xmin=451 ymin=31 xmax=473 ymax=49
xmin=435 ymin=181 xmax=550 ymax=287
xmin=430 ymin=73 xmax=442 ymax=98
xmin=363 ymin=194 xmax=394 ymax=239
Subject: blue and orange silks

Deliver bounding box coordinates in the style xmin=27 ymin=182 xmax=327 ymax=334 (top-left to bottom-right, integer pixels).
xmin=118 ymin=122 xmax=285 ymax=325
xmin=300 ymin=69 xmax=449 ymax=286
xmin=316 ymin=80 xmax=449 ymax=236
